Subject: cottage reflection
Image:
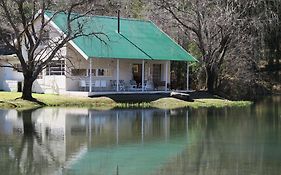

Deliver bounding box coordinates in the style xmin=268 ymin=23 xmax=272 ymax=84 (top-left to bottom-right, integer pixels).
xmin=87 ymin=109 xmax=178 ymax=146
xmin=1 ymin=108 xmax=90 ymax=175
xmin=0 ymin=108 xmax=189 ymax=175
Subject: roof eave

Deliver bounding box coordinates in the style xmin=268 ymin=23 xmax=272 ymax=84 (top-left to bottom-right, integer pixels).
xmin=44 ymin=13 xmax=89 ymax=60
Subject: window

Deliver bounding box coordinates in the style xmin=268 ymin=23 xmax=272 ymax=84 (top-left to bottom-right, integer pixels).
xmin=87 ymin=69 xmax=96 ymax=76
xmin=46 ymin=60 xmax=65 ymax=75
xmin=96 ymin=68 xmax=112 ymax=77
xmin=71 ymin=69 xmax=87 ymax=76
xmin=98 ymin=69 xmax=105 ymax=76
xmin=86 ymin=68 xmax=112 ymax=77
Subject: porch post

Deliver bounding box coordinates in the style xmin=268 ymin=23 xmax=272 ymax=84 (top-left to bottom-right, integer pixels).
xmin=186 ymin=62 xmax=189 ymax=91
xmin=142 ymin=60 xmax=145 ymax=92
xmin=116 ymin=111 xmax=119 ymax=145
xmin=89 ymin=112 xmax=92 ymax=146
xmin=141 ymin=110 xmax=144 ymax=143
xmin=164 ymin=110 xmax=169 ymax=141
xmin=117 ymin=59 xmax=119 ymax=92
xmin=89 ymin=59 xmax=92 ymax=93
xmin=165 ymin=61 xmax=168 ymax=91
xmin=186 ymin=110 xmax=189 ymax=140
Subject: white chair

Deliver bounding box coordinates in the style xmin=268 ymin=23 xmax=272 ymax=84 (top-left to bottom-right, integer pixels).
xmin=145 ymin=81 xmax=154 ymax=91
xmin=100 ymin=80 xmax=107 ymax=87
xmin=128 ymin=80 xmax=137 ymax=91
xmin=110 ymin=80 xmax=117 ymax=90
xmin=119 ymin=80 xmax=126 ymax=91
xmin=95 ymin=80 xmax=101 ymax=87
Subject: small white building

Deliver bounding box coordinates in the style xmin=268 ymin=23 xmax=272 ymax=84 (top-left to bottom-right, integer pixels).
xmin=0 ymin=55 xmax=24 ymax=92
xmin=0 ymin=11 xmax=196 ymax=96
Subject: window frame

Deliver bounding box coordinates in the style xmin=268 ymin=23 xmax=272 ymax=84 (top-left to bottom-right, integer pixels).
xmin=46 ymin=60 xmax=65 ymax=76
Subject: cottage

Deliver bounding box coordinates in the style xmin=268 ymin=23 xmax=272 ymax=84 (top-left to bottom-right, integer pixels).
xmin=0 ymin=11 xmax=197 ymax=96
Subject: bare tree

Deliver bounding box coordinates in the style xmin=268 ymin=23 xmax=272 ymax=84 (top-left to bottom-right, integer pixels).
xmin=0 ymin=0 xmax=103 ymax=100
xmin=259 ymin=0 xmax=281 ymax=79
xmin=155 ymin=0 xmax=260 ymax=93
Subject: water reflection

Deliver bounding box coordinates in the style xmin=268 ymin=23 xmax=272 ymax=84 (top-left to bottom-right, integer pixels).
xmin=0 ymin=108 xmax=190 ymax=175
xmin=0 ymin=96 xmax=280 ymax=175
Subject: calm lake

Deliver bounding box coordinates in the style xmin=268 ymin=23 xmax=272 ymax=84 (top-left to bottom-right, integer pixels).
xmin=0 ymin=96 xmax=280 ymax=175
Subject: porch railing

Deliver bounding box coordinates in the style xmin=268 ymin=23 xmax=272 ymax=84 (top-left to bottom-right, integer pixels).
xmin=78 ymin=79 xmax=168 ymax=92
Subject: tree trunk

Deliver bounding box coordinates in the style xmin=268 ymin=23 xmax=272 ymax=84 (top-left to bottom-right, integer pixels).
xmin=275 ymin=41 xmax=280 ymax=81
xmin=206 ymin=67 xmax=216 ymax=93
xmin=22 ymin=76 xmax=35 ymax=100
xmin=22 ymin=110 xmax=35 ymax=134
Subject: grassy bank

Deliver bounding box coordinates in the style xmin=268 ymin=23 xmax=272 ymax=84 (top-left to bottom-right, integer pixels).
xmin=150 ymin=98 xmax=252 ymax=109
xmin=0 ymin=92 xmax=252 ymax=110
xmin=0 ymin=92 xmax=116 ymax=110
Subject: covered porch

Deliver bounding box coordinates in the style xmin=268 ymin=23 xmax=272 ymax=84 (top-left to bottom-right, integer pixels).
xmin=65 ymin=57 xmax=191 ymax=93
xmin=61 ymin=90 xmax=172 ymax=98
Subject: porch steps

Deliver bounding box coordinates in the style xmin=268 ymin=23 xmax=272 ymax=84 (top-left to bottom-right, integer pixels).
xmin=170 ymin=92 xmax=192 ymax=102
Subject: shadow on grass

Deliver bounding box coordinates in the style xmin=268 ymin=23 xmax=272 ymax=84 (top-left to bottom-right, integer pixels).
xmin=91 ymin=93 xmax=171 ymax=103
xmin=90 ymin=91 xmax=218 ymax=103
xmin=15 ymin=97 xmax=46 ymax=106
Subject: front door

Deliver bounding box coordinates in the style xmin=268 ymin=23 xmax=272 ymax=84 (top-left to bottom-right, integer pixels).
xmin=132 ymin=64 xmax=142 ymax=85
xmin=153 ymin=64 xmax=162 ymax=83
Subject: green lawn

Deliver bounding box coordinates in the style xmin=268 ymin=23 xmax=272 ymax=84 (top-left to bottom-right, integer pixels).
xmin=0 ymin=92 xmax=116 ymax=110
xmin=0 ymin=92 xmax=252 ymax=110
xmin=151 ymin=97 xmax=252 ymax=109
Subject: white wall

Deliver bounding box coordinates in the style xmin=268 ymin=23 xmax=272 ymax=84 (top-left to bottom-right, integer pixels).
xmin=32 ymin=45 xmax=67 ymax=94
xmin=30 ymin=19 xmax=68 ymax=94
xmin=65 ymin=44 xmax=89 ymax=91
xmin=32 ymin=76 xmax=66 ymax=94
xmin=0 ymin=62 xmax=24 ymax=91
xmin=0 ymin=61 xmax=67 ymax=93
xmin=2 ymin=66 xmax=24 ymax=80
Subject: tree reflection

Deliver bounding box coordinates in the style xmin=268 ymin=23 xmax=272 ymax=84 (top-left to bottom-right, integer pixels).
xmin=156 ymin=105 xmax=281 ymax=175
xmin=17 ymin=109 xmax=41 ymax=174
xmin=5 ymin=109 xmax=59 ymax=175
xmin=21 ymin=109 xmax=35 ymax=134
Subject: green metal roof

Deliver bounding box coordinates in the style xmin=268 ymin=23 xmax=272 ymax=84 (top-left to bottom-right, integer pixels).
xmin=45 ymin=11 xmax=197 ymax=62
